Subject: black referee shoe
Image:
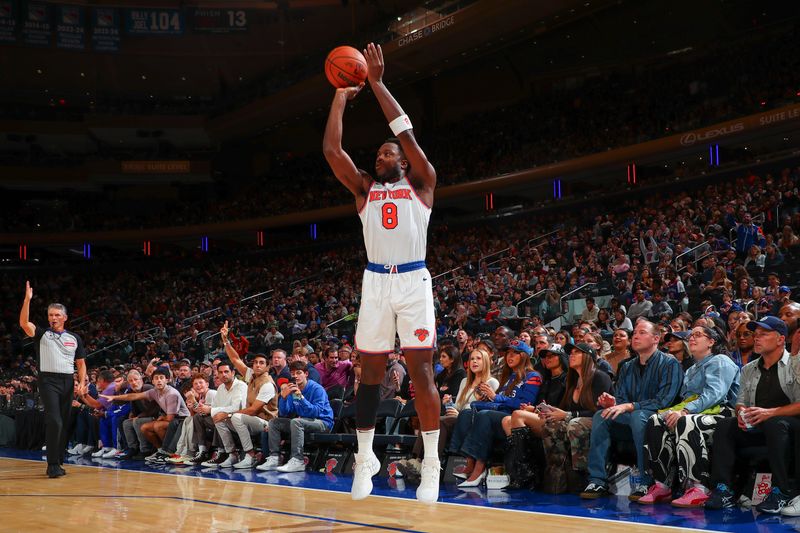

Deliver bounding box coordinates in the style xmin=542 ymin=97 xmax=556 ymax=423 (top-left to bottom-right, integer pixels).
xmin=47 ymin=465 xmax=65 ymax=478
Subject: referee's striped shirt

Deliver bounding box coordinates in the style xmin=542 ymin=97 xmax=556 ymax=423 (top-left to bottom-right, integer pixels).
xmin=33 ymin=325 xmax=86 ymax=374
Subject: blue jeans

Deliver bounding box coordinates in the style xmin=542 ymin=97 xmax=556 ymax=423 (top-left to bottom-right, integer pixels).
xmin=587 ymin=409 xmax=653 ymax=487
xmin=447 ymin=408 xmax=507 ymax=462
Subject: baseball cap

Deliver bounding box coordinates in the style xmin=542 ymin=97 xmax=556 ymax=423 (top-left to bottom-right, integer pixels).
xmin=664 ymin=330 xmax=690 ymax=342
xmin=508 ymin=339 xmax=533 ymax=356
xmin=779 ymin=285 xmax=791 ymax=294
xmin=563 ymin=342 xmax=598 ymax=362
xmin=539 ymin=345 xmax=566 ymax=359
xmin=200 ymin=360 xmax=212 ymax=367
xmin=747 ymin=316 xmax=788 ymax=338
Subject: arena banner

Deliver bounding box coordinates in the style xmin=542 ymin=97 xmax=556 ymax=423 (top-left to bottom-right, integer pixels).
xmin=91 ymin=7 xmax=119 ymax=52
xmin=0 ymin=0 xmax=16 ymax=43
xmin=55 ymin=4 xmax=84 ymax=50
xmin=125 ymin=8 xmax=184 ymax=35
xmin=670 ymin=103 xmax=800 ymax=148
xmin=191 ymin=8 xmax=248 ymax=33
xmin=121 ymin=160 xmax=191 ymax=174
xmin=21 ymin=1 xmax=50 ymax=47
xmin=397 ymin=14 xmax=455 ymax=48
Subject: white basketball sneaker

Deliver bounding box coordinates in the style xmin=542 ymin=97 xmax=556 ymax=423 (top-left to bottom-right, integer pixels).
xmin=351 ymin=453 xmax=381 ymax=500
xmin=416 ymin=458 xmax=441 ymax=503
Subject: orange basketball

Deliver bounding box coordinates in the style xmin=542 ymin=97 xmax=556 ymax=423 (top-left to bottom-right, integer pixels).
xmin=325 ymin=46 xmax=368 ymax=88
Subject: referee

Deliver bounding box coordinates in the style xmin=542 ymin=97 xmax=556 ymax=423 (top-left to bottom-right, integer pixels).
xmin=19 ymin=281 xmax=87 ymax=478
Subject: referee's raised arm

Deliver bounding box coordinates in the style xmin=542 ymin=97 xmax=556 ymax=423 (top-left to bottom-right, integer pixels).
xmin=19 ymin=281 xmax=36 ymax=337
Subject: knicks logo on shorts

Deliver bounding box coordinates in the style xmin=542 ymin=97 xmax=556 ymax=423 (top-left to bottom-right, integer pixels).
xmin=414 ymin=328 xmax=430 ymax=342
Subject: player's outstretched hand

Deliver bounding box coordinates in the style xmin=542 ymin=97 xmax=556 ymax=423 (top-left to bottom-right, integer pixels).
xmin=363 ymin=42 xmax=384 ymax=83
xmin=337 ymin=83 xmax=364 ymax=101
xmin=24 ymin=281 xmax=33 ymax=301
xmin=220 ymin=320 xmax=229 ymax=338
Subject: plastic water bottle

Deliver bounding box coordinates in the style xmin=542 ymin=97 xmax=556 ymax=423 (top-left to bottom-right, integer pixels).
xmin=629 ymin=467 xmax=642 ymax=490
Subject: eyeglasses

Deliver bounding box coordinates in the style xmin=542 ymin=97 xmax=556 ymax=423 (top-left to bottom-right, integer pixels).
xmin=687 ymin=332 xmax=711 ymax=340
xmin=736 ymin=331 xmax=754 ymax=338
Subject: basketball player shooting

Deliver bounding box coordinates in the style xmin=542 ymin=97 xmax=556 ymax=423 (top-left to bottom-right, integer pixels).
xmin=323 ymin=42 xmax=440 ymax=503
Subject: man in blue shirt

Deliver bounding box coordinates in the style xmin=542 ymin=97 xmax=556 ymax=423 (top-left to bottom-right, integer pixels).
xmin=257 ymin=360 xmax=334 ymax=473
xmin=581 ymin=319 xmax=683 ymax=501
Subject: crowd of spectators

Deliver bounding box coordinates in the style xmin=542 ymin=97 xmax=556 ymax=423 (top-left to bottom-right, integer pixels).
xmin=1 ymin=156 xmax=799 ymax=513
xmin=3 ymin=22 xmax=800 ymax=232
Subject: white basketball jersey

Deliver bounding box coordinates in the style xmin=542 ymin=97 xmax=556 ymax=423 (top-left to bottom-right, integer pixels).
xmin=358 ymin=177 xmax=431 ymax=264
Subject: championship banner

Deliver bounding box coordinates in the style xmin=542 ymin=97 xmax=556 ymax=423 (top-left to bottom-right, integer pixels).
xmin=0 ymin=0 xmax=16 ymax=43
xmin=125 ymin=8 xmax=183 ymax=35
xmin=121 ymin=161 xmax=191 ymax=174
xmin=55 ymin=4 xmax=84 ymax=50
xmin=21 ymin=1 xmax=50 ymax=47
xmin=191 ymin=8 xmax=248 ymax=33
xmin=91 ymin=8 xmax=119 ymax=52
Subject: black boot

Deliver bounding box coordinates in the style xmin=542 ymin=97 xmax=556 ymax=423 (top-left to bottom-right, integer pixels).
xmin=504 ymin=428 xmax=537 ymax=489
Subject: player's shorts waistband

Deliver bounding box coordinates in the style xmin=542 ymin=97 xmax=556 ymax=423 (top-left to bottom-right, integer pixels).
xmin=365 ymin=261 xmax=426 ymax=274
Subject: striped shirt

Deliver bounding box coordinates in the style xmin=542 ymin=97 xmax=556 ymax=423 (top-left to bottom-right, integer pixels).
xmin=33 ymin=325 xmax=85 ymax=375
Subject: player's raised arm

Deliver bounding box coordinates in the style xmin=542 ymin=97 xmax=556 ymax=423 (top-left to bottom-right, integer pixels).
xmin=363 ymin=43 xmax=436 ymax=199
xmin=323 ymin=84 xmax=371 ymax=201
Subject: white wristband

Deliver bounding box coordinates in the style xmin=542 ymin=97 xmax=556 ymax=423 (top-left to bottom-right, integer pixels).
xmin=389 ymin=114 xmax=412 ymax=136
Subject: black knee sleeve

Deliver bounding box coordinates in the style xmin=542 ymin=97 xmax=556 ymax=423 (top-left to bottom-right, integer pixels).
xmin=355 ymin=383 xmax=381 ymax=429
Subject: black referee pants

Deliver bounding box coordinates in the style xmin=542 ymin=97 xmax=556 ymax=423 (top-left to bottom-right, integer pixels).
xmin=39 ymin=372 xmax=73 ymax=466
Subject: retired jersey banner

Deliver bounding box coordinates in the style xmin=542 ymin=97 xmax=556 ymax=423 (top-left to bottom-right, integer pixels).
xmin=91 ymin=7 xmax=119 ymax=52
xmin=55 ymin=4 xmax=84 ymax=50
xmin=125 ymin=8 xmax=183 ymax=35
xmin=191 ymin=8 xmax=248 ymax=33
xmin=21 ymin=1 xmax=50 ymax=46
xmin=0 ymin=0 xmax=16 ymax=43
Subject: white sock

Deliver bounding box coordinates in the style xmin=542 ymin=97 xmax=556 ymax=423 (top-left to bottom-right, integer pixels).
xmin=356 ymin=428 xmax=375 ymax=457
xmin=421 ymin=430 xmax=440 ymax=461
xmin=656 ymin=480 xmax=669 ymax=490
xmin=693 ymin=482 xmax=709 ymax=493
xmin=198 ymin=445 xmax=207 ymax=453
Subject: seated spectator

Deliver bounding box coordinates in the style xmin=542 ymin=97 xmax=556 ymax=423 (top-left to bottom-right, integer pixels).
xmin=290 ymin=347 xmax=321 ymax=384
xmin=315 ymin=347 xmax=353 ymax=391
xmin=602 ymin=327 xmax=633 ymax=378
xmin=706 ymin=318 xmax=800 ymax=514
xmin=269 ymin=348 xmax=291 ymax=382
xmin=119 ymin=369 xmax=159 ymax=460
xmin=404 ymin=345 xmax=499 ymax=476
xmin=448 ymin=340 xmax=541 ymax=488
xmin=100 ymin=367 xmax=190 ymax=465
xmin=501 ymin=345 xmax=568 ymax=439
xmin=540 ymin=343 xmax=613 ymax=493
xmin=167 ymin=373 xmax=217 ymax=465
xmin=258 ymin=361 xmax=333 ymax=472
xmin=729 ymin=320 xmax=756 ymax=367
xmin=491 ymin=326 xmax=514 ymax=380
xmin=190 ymin=360 xmax=246 ymax=466
xmin=779 ymin=302 xmax=800 ymax=357
xmin=211 ymin=322 xmax=278 ymax=469
xmin=79 ymin=370 xmax=128 ymax=459
xmin=628 ymin=290 xmax=653 ymax=321
xmin=580 ymin=298 xmax=600 ymax=323
xmin=663 ymin=330 xmax=694 ymax=372
xmin=435 ymin=346 xmax=466 ymax=401
xmin=611 ymin=308 xmax=633 ymax=332
xmin=580 ymin=319 xmax=683 ymax=501
xmin=650 ymin=292 xmax=674 ymax=320
xmin=265 ymin=326 xmax=285 ymax=347
xmin=639 ymin=327 xmax=740 ymax=507
xmin=380 ymin=350 xmax=406 ymax=402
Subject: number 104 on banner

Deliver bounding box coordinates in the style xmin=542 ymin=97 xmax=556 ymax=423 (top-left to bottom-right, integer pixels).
xmin=125 ymin=8 xmax=183 ymax=35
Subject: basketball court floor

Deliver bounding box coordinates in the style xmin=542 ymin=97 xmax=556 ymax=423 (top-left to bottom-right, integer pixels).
xmin=0 ymin=449 xmax=794 ymax=532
